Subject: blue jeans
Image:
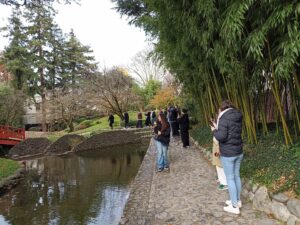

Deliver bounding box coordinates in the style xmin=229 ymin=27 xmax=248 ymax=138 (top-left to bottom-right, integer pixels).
xmin=155 ymin=140 xmax=169 ymax=169
xmin=221 ymin=154 xmax=243 ymax=207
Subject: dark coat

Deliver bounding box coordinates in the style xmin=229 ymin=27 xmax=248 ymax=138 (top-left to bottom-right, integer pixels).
xmin=154 ymin=122 xmax=170 ymax=146
xmin=213 ymin=108 xmax=243 ymax=157
xmin=108 ymin=115 xmax=114 ymax=123
xmin=124 ymin=112 xmax=129 ymax=123
xmin=178 ymin=113 xmax=189 ymax=132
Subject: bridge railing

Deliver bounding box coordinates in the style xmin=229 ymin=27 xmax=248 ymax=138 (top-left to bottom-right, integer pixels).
xmin=0 ymin=125 xmax=25 ymax=142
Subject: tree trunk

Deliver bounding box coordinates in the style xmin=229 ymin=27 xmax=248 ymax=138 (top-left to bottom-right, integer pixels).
xmin=68 ymin=121 xmax=74 ymax=132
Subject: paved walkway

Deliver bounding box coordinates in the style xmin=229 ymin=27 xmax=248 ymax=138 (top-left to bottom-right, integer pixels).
xmin=120 ymin=138 xmax=282 ymax=225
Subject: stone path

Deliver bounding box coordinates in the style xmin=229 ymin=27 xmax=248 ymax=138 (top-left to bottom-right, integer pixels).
xmin=120 ymin=138 xmax=283 ymax=225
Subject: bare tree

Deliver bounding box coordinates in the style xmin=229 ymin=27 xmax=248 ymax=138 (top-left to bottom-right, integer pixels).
xmin=88 ymin=67 xmax=141 ymax=119
xmin=128 ymin=47 xmax=166 ymax=86
xmin=48 ymin=87 xmax=97 ymax=132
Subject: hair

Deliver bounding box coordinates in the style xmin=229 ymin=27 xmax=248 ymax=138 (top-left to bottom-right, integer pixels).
xmin=182 ymin=108 xmax=188 ymax=114
xmin=158 ymin=112 xmax=169 ymax=131
xmin=220 ymin=99 xmax=236 ymax=111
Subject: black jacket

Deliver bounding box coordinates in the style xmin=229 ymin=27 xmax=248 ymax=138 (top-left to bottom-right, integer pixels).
xmin=124 ymin=112 xmax=129 ymax=122
xmin=154 ymin=122 xmax=170 ymax=146
xmin=213 ymin=108 xmax=243 ymax=157
xmin=108 ymin=115 xmax=114 ymax=123
xmin=178 ymin=114 xmax=189 ymax=132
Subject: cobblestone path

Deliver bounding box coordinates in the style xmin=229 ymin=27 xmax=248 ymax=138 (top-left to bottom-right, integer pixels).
xmin=120 ymin=138 xmax=282 ymax=225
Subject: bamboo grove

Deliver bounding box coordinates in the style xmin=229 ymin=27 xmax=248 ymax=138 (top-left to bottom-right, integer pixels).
xmin=113 ymin=0 xmax=300 ymax=144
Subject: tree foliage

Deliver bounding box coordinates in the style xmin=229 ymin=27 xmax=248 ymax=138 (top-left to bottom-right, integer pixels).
xmin=113 ymin=0 xmax=300 ymax=144
xmin=88 ymin=67 xmax=140 ymax=119
xmin=0 ymin=84 xmax=25 ymax=127
xmin=1 ymin=4 xmax=97 ymax=130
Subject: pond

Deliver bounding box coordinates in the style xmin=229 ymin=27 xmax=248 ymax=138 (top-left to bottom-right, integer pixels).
xmin=0 ymin=144 xmax=147 ymax=225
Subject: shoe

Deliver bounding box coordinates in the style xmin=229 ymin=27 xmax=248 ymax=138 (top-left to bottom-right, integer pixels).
xmin=164 ymin=167 xmax=169 ymax=172
xmin=223 ymin=204 xmax=240 ymax=214
xmin=157 ymin=168 xmax=163 ymax=172
xmin=218 ymin=184 xmax=228 ymax=190
xmin=225 ymin=200 xmax=242 ymax=208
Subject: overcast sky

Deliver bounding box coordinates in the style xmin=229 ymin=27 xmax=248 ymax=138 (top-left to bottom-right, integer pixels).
xmin=0 ymin=0 xmax=148 ymax=68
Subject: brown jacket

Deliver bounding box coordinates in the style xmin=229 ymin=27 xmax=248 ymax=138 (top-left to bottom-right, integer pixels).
xmin=212 ymin=137 xmax=222 ymax=168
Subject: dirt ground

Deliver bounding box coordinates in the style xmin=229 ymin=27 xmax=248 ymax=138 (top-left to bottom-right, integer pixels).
xmin=74 ymin=130 xmax=141 ymax=152
xmin=45 ymin=134 xmax=85 ymax=155
xmin=8 ymin=138 xmax=51 ymax=158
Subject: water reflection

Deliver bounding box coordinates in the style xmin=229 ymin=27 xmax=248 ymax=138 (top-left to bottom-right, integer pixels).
xmin=0 ymin=144 xmax=146 ymax=225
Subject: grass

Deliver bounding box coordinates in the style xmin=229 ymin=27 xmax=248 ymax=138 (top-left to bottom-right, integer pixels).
xmin=47 ymin=111 xmax=140 ymax=142
xmin=191 ymin=125 xmax=300 ymax=196
xmin=0 ymin=158 xmax=21 ymax=181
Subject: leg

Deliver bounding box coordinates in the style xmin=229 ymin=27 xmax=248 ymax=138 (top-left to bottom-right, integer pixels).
xmin=162 ymin=144 xmax=169 ymax=168
xmin=234 ymin=154 xmax=243 ymax=201
xmin=182 ymin=131 xmax=189 ymax=147
xmin=221 ymin=156 xmax=238 ymax=207
xmin=216 ymin=166 xmax=227 ymax=186
xmin=155 ymin=141 xmax=164 ymax=169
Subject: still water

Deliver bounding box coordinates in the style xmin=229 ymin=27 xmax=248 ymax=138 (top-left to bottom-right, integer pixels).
xmin=0 ymin=144 xmax=146 ymax=225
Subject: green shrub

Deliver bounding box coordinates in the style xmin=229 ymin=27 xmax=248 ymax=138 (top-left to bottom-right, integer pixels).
xmin=191 ymin=126 xmax=300 ymax=196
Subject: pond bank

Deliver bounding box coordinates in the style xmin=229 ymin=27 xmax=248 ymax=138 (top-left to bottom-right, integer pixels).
xmin=120 ymin=138 xmax=283 ymax=225
xmin=0 ymin=159 xmax=25 ymax=196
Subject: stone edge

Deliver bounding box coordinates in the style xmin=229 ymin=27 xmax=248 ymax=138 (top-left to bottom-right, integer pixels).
xmin=119 ymin=138 xmax=156 ymax=225
xmin=190 ymin=137 xmax=300 ymax=225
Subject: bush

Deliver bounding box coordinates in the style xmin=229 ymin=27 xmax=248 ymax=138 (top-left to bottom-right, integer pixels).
xmin=191 ymin=126 xmax=300 ymax=196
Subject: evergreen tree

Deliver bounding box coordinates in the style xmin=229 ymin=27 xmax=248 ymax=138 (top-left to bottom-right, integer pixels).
xmin=64 ymin=29 xmax=98 ymax=87
xmin=1 ymin=6 xmax=32 ymax=90
xmin=23 ymin=1 xmax=60 ymax=131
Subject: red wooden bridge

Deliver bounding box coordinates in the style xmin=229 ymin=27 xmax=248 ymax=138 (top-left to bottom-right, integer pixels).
xmin=0 ymin=125 xmax=25 ymax=146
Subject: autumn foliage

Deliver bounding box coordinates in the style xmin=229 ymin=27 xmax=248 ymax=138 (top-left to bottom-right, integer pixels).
xmin=149 ymin=86 xmax=176 ymax=109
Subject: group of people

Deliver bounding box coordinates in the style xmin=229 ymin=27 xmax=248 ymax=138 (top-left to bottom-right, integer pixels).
xmin=153 ymin=100 xmax=244 ymax=215
xmin=107 ymin=100 xmax=243 ymax=215
xmin=152 ymin=106 xmax=190 ymax=172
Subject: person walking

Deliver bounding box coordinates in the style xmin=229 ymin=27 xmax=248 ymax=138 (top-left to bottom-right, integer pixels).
xmin=145 ymin=111 xmax=151 ymax=127
xmin=124 ymin=111 xmax=129 ymax=128
xmin=177 ymin=108 xmax=190 ymax=148
xmin=168 ymin=106 xmax=179 ymax=137
xmin=153 ymin=112 xmax=171 ymax=172
xmin=151 ymin=110 xmax=157 ymax=126
xmin=108 ymin=114 xmax=114 ymax=129
xmin=136 ymin=112 xmax=143 ymax=128
xmin=210 ymin=100 xmax=243 ymax=215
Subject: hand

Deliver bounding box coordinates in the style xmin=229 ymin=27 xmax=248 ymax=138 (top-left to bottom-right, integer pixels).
xmin=210 ymin=125 xmax=215 ymax=131
xmin=158 ymin=131 xmax=161 ymax=135
xmin=214 ymin=152 xmax=220 ymax=157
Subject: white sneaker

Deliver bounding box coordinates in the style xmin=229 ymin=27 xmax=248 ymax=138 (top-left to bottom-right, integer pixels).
xmin=223 ymin=204 xmax=240 ymax=214
xmin=225 ymin=200 xmax=242 ymax=208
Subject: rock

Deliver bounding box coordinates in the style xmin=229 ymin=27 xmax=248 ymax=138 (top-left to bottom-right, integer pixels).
xmin=45 ymin=134 xmax=85 ymax=154
xmin=74 ymin=130 xmax=141 ymax=152
xmin=241 ymin=188 xmax=249 ymax=198
xmin=253 ymin=186 xmax=272 ymax=214
xmin=252 ymin=183 xmax=259 ymax=193
xmin=272 ymin=193 xmax=289 ymax=203
xmin=287 ymin=199 xmax=300 ymax=218
xmin=244 ymin=180 xmax=252 ymax=191
xmin=287 ymin=215 xmax=300 ymax=225
xmin=249 ymin=192 xmax=255 ymax=201
xmin=119 ymin=217 xmax=129 ymax=225
xmin=270 ymin=200 xmax=291 ymax=222
xmin=8 ymin=138 xmax=51 ymax=158
xmin=250 ymin=219 xmax=281 ymax=225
